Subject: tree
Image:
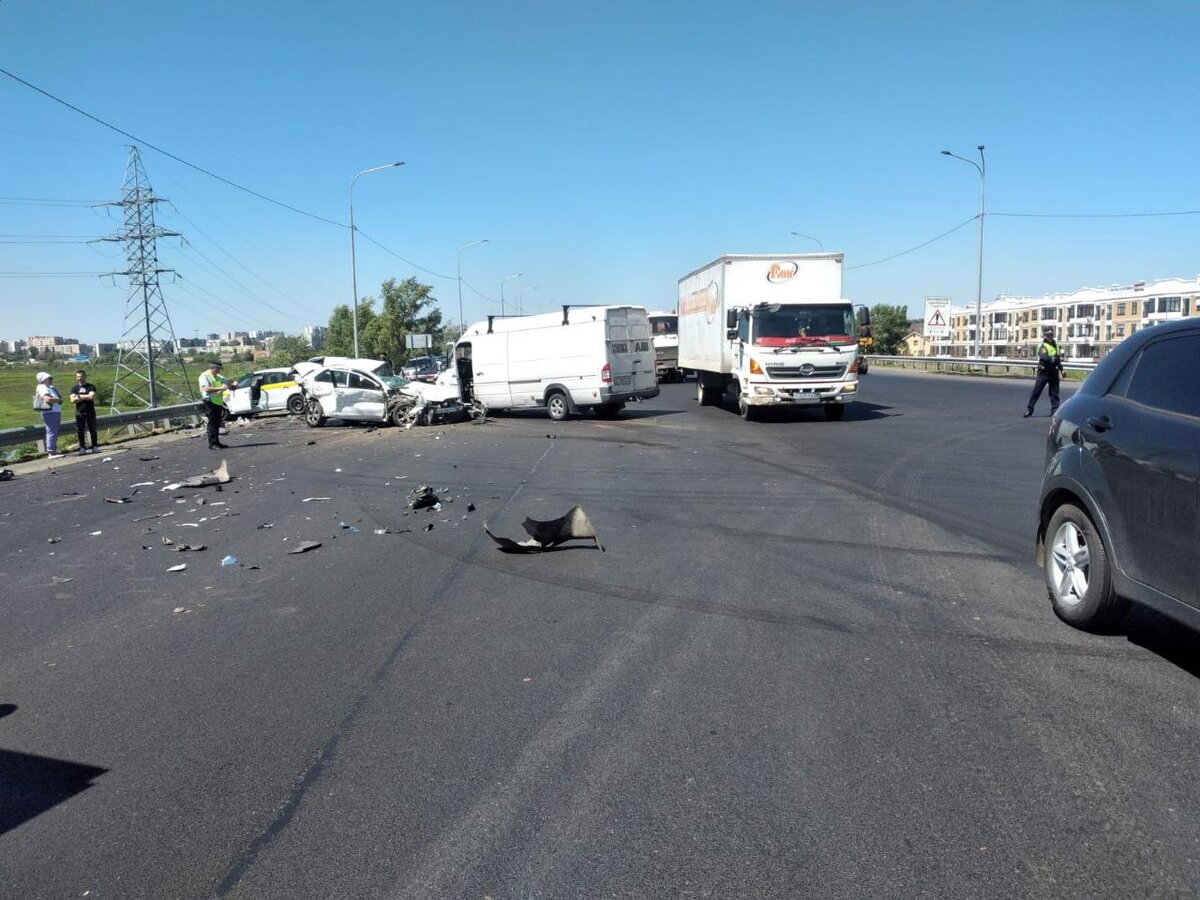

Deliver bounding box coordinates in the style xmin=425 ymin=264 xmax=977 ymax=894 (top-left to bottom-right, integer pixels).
xmin=323 ymin=299 xmax=376 ymax=357
xmin=361 ymin=277 xmax=443 ymax=363
xmin=868 ymin=304 xmax=911 ymax=355
xmin=266 ymin=335 xmax=314 ymax=368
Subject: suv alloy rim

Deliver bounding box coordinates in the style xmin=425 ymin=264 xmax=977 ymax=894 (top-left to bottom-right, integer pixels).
xmin=1049 ymin=520 xmax=1090 ymax=606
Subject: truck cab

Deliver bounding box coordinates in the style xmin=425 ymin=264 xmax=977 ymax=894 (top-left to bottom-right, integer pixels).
xmin=719 ymin=301 xmax=863 ymax=420
xmin=647 ymin=311 xmax=684 ymax=382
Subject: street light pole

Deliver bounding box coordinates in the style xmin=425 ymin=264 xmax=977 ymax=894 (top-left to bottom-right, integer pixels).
xmin=349 ymin=161 xmax=404 ymax=357
xmin=941 ymin=145 xmax=986 ymax=358
xmin=790 ymin=231 xmax=824 ymax=251
xmin=500 ymin=272 xmax=522 ymax=317
xmin=457 ymin=239 xmax=489 ymax=333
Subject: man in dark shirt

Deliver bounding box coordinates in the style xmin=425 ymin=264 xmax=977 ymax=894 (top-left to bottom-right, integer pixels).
xmin=70 ymin=369 xmax=100 ymax=454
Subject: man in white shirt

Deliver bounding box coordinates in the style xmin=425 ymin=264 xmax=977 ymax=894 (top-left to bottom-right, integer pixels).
xmin=34 ymin=371 xmax=64 ymax=459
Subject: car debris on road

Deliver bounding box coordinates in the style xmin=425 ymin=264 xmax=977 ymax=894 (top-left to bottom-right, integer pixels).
xmin=484 ymin=506 xmax=605 ymax=553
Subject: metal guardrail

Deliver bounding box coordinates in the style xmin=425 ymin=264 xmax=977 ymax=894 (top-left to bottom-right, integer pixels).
xmin=867 ymin=355 xmax=1096 ymax=375
xmin=0 ymin=401 xmax=204 ymax=452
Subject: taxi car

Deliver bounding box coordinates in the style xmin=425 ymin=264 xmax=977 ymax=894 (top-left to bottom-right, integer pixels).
xmin=222 ymin=368 xmax=305 ymax=417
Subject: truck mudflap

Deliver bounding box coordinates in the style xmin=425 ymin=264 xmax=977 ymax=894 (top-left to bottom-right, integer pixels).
xmin=743 ymin=381 xmax=859 ymax=406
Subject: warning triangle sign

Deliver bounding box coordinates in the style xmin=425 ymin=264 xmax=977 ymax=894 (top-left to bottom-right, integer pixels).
xmin=927 ymin=308 xmax=946 ymax=327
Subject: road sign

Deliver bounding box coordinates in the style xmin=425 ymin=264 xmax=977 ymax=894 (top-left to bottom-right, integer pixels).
xmin=406 ymin=333 xmax=432 ymax=350
xmin=924 ymin=296 xmax=951 ymax=338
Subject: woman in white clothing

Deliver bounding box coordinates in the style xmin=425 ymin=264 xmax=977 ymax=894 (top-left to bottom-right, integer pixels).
xmin=34 ymin=371 xmax=64 ymax=458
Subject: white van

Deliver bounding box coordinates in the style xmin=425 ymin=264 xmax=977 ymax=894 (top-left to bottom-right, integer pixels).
xmin=451 ymin=306 xmax=659 ymax=420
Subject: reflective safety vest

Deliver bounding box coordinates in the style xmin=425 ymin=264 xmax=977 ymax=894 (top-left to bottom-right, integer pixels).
xmin=1038 ymin=341 xmax=1060 ymax=373
xmin=199 ymin=371 xmax=226 ymax=406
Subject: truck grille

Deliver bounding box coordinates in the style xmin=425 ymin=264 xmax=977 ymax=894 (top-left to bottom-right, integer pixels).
xmin=764 ymin=364 xmax=846 ymax=380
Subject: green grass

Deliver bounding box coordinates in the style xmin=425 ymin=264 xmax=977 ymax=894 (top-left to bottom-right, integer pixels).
xmin=0 ymin=362 xmax=208 ymax=430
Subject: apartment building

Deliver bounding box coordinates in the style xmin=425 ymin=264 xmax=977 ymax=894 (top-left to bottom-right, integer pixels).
xmin=937 ymin=276 xmax=1199 ymax=360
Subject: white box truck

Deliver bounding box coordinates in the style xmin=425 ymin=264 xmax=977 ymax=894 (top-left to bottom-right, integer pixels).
xmin=647 ymin=310 xmax=685 ymax=382
xmin=450 ymin=305 xmax=659 ymax=420
xmin=678 ymin=253 xmax=867 ymax=421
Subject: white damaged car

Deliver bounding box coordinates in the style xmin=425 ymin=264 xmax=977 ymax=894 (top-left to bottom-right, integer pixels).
xmin=296 ymin=360 xmax=472 ymax=428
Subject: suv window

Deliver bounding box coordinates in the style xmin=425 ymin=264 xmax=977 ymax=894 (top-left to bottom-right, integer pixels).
xmin=1125 ymin=334 xmax=1200 ymax=418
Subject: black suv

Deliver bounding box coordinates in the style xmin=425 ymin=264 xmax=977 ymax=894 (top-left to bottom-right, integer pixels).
xmin=1036 ymin=317 xmax=1200 ymax=631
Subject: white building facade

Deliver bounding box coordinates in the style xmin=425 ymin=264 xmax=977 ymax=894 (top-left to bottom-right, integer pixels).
xmin=934 ymin=276 xmax=1200 ymax=361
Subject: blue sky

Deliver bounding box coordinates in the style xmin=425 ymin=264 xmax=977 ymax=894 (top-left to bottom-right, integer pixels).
xmin=3 ymin=0 xmax=1198 ymax=343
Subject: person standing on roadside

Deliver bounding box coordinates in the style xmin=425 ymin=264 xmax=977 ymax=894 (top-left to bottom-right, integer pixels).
xmin=70 ymin=369 xmax=100 ymax=455
xmin=34 ymin=372 xmax=64 ymax=459
xmin=199 ymin=360 xmax=233 ymax=449
xmin=1025 ymin=327 xmax=1065 ymax=417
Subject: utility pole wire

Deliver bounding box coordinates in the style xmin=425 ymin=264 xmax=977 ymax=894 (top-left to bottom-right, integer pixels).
xmin=0 ymin=66 xmax=344 ymax=228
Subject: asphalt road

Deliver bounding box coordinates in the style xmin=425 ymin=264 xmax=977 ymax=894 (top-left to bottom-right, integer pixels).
xmin=3 ymin=369 xmax=1198 ymax=899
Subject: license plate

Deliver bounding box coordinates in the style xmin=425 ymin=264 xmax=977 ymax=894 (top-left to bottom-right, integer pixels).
xmin=613 ymin=375 xmax=632 ymax=386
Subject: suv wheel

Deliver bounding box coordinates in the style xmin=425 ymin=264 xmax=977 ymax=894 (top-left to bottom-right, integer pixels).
xmin=1044 ymin=503 xmax=1128 ymax=630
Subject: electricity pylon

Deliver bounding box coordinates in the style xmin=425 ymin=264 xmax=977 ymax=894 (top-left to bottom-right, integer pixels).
xmin=101 ymin=145 xmax=194 ymax=411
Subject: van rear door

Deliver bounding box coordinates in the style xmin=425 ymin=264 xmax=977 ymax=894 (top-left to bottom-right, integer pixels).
xmin=605 ymin=308 xmax=656 ymax=393
xmin=461 ymin=337 xmax=511 ymax=408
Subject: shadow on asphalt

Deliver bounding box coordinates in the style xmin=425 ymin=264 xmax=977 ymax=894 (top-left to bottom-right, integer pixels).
xmin=1122 ymin=605 xmax=1200 ymax=679
xmin=709 ymin=401 xmax=895 ymax=422
xmin=488 ymin=408 xmax=690 ymax=422
xmin=0 ymin=747 xmax=108 ymax=835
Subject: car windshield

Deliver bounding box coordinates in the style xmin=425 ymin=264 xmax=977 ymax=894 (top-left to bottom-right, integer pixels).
xmin=380 ymin=375 xmax=410 ymax=390
xmin=752 ymin=304 xmax=855 ymax=347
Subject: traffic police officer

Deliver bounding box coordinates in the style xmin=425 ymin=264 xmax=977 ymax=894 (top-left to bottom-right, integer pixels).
xmin=1025 ymin=328 xmax=1064 ymax=417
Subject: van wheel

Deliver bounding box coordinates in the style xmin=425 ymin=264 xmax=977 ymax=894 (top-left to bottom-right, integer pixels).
xmin=546 ymin=391 xmax=570 ymax=421
xmin=304 ymin=399 xmax=326 ymax=428
xmin=287 ymin=394 xmax=306 ymax=415
xmin=824 ymin=404 xmax=845 ymax=421
xmin=1045 ymin=504 xmax=1127 ymax=630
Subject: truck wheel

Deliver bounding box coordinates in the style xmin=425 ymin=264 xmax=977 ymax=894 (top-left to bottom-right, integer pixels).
xmin=304 ymin=399 xmax=326 ymax=428
xmin=287 ymin=394 xmax=306 ymax=415
xmin=738 ymin=396 xmax=757 ymax=421
xmin=546 ymin=391 xmax=570 ymax=421
xmin=696 ymin=382 xmax=719 ymax=406
xmin=823 ymin=404 xmax=845 ymax=421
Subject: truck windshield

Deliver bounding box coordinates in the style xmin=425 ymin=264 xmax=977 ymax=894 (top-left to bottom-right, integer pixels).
xmin=650 ymin=315 xmax=678 ymax=336
xmin=752 ymin=305 xmax=855 ymax=347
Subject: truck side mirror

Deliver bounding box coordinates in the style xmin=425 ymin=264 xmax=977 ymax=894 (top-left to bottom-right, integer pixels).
xmin=726 ymin=328 xmax=738 ymax=340
xmin=726 ymin=310 xmax=737 ymax=329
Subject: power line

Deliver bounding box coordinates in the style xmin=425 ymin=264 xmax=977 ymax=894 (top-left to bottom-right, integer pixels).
xmin=0 ymin=66 xmax=344 ymax=228
xmin=0 ymin=197 xmax=100 ymax=206
xmin=992 ymin=210 xmax=1200 ymax=219
xmin=0 ymin=271 xmax=105 ymax=277
xmin=846 ymin=216 xmax=978 ymax=270
xmin=354 ymin=228 xmax=455 ymax=280
xmin=164 ymin=200 xmax=327 ymax=319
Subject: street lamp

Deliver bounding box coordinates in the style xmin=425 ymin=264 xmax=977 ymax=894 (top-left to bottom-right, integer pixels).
xmin=790 ymin=231 xmax=824 ymax=251
xmin=941 ymin=145 xmax=986 ymax=358
xmin=457 ymin=239 xmax=489 ymax=332
xmin=500 ymin=272 xmax=522 ymax=317
xmin=349 ymin=161 xmax=404 ymax=357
